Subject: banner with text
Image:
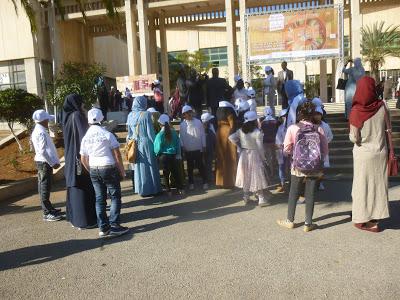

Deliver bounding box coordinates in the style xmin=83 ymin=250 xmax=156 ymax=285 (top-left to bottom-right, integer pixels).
xmin=116 ymin=74 xmax=157 ymax=96
xmin=248 ymin=7 xmax=340 ymax=62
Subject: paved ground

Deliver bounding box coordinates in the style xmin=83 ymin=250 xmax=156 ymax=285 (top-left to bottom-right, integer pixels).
xmin=1 ymin=179 xmax=400 ymax=299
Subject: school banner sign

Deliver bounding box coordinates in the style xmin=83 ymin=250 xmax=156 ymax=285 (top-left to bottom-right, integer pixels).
xmin=116 ymin=74 xmax=157 ymax=96
xmin=247 ymin=7 xmax=340 ymax=62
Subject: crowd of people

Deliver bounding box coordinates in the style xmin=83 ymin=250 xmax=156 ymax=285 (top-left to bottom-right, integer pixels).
xmin=30 ymin=59 xmax=392 ymax=237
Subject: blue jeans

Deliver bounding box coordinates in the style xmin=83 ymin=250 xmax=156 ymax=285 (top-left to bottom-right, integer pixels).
xmin=278 ymin=157 xmax=290 ymax=186
xmin=36 ymin=161 xmax=55 ymax=214
xmin=89 ymin=166 xmax=122 ymax=231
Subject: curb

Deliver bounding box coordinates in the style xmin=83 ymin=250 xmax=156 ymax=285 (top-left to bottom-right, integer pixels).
xmin=0 ymin=158 xmax=65 ymax=202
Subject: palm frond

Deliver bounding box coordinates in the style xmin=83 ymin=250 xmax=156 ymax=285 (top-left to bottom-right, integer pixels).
xmin=100 ymin=0 xmax=120 ymax=20
xmin=20 ymin=0 xmax=37 ymax=33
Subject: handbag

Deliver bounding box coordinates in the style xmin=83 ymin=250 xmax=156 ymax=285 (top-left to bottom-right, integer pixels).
xmin=383 ymin=105 xmax=398 ymax=176
xmin=125 ymin=112 xmax=143 ymax=163
xmin=72 ymin=113 xmax=83 ymax=175
xmin=336 ymin=78 xmax=347 ymax=90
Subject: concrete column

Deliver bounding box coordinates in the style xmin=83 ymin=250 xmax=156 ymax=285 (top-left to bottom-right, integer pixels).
xmin=239 ymin=0 xmax=247 ymax=81
xmin=149 ymin=13 xmax=158 ymax=74
xmin=350 ymin=0 xmax=362 ymax=59
xmin=137 ymin=0 xmax=151 ymax=75
xmin=319 ymin=59 xmax=328 ymax=102
xmin=159 ymin=11 xmax=170 ymax=112
xmin=225 ymin=0 xmax=238 ymax=86
xmin=125 ymin=0 xmax=140 ymax=75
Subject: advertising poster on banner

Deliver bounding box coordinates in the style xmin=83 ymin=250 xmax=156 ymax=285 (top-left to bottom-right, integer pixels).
xmin=116 ymin=74 xmax=157 ymax=96
xmin=248 ymin=7 xmax=340 ymax=62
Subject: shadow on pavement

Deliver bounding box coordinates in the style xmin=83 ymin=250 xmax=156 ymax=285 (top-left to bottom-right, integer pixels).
xmin=0 ymin=232 xmax=134 ymax=271
xmin=121 ymin=189 xmax=255 ymax=234
xmin=381 ymin=200 xmax=400 ymax=231
xmin=313 ymin=211 xmax=352 ymax=230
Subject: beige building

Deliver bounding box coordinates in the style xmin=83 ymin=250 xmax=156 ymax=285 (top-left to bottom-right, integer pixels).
xmin=0 ymin=0 xmax=399 ymax=105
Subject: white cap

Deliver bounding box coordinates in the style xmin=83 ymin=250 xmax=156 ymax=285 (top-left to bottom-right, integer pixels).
xmin=315 ymin=106 xmax=324 ymax=115
xmin=238 ymin=101 xmax=250 ymax=112
xmin=265 ymin=66 xmax=272 ymax=73
xmin=279 ymin=109 xmax=288 ymax=117
xmin=247 ymin=87 xmax=256 ymax=98
xmin=264 ymin=107 xmax=273 ymax=117
xmin=244 ymin=111 xmax=258 ymax=123
xmin=87 ymin=108 xmax=104 ymax=124
xmin=32 ymin=109 xmax=55 ymax=123
xmin=158 ymin=114 xmax=170 ymax=125
xmin=182 ymin=105 xmax=193 ymax=114
xmin=312 ymin=97 xmax=323 ymax=107
xmin=147 ymin=107 xmax=157 ymax=113
xmin=153 ymin=79 xmax=160 ymax=85
xmin=201 ymin=112 xmax=215 ymax=123
xmin=234 ymin=75 xmax=242 ymax=82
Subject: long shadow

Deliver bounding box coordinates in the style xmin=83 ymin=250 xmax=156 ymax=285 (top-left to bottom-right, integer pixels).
xmin=121 ymin=189 xmax=255 ymax=234
xmin=381 ymin=200 xmax=400 ymax=231
xmin=0 ymin=232 xmax=134 ymax=271
xmin=313 ymin=211 xmax=352 ymax=230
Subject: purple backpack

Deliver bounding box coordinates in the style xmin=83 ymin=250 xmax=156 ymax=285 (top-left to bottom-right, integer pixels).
xmin=293 ymin=123 xmax=322 ymax=173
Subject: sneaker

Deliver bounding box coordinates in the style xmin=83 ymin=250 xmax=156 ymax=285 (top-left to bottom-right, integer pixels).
xmin=275 ymin=185 xmax=285 ymax=193
xmin=318 ymin=183 xmax=325 ymax=191
xmin=110 ymin=225 xmax=129 ymax=237
xmin=304 ymin=223 xmax=318 ymax=232
xmin=189 ymin=184 xmax=195 ymax=190
xmin=43 ymin=213 xmax=62 ymax=222
xmin=277 ymin=219 xmax=294 ymax=229
xmin=202 ymin=183 xmax=208 ymax=190
xmin=51 ymin=208 xmax=62 ymax=214
xmin=99 ymin=229 xmax=111 ymax=238
xmin=258 ymin=199 xmax=270 ymax=207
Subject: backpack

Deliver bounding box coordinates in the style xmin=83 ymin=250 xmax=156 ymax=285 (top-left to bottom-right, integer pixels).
xmin=292 ymin=123 xmax=322 ymax=173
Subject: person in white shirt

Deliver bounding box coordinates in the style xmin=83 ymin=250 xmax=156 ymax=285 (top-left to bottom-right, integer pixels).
xmin=275 ymin=109 xmax=289 ymax=193
xmin=31 ymin=110 xmax=62 ymax=222
xmin=80 ymin=108 xmax=128 ymax=238
xmin=246 ymin=87 xmax=257 ymax=112
xmin=180 ymin=105 xmax=207 ymax=190
xmin=263 ymin=66 xmax=276 ymax=116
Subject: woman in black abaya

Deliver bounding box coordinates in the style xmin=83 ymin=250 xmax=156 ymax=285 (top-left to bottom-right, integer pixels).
xmin=62 ymin=94 xmax=97 ymax=229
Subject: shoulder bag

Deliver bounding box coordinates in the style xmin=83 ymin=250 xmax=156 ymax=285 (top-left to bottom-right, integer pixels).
xmin=125 ymin=112 xmax=143 ymax=163
xmin=336 ymin=77 xmax=347 ymax=90
xmin=72 ymin=113 xmax=83 ymax=175
xmin=383 ymin=105 xmax=398 ymax=176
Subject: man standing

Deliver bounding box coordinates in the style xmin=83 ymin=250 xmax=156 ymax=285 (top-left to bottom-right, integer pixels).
xmin=206 ymin=68 xmax=229 ymax=116
xmin=31 ymin=110 xmax=62 ymax=222
xmin=80 ymin=108 xmax=129 ymax=238
xmin=277 ymin=61 xmax=294 ymax=109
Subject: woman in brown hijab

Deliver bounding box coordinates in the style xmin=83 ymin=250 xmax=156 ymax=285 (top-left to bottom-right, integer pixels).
xmin=215 ymin=89 xmax=238 ymax=188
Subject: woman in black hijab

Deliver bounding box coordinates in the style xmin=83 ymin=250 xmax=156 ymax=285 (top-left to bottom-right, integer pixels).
xmin=63 ymin=94 xmax=97 ymax=229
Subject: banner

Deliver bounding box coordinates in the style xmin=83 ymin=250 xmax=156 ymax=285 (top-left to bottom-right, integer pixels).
xmin=248 ymin=7 xmax=340 ymax=61
xmin=116 ymin=74 xmax=157 ymax=96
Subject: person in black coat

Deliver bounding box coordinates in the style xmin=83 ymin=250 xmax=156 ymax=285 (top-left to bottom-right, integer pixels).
xmin=62 ymin=94 xmax=97 ymax=229
xmin=206 ymin=68 xmax=229 ymax=116
xmin=187 ymin=68 xmax=207 ymax=119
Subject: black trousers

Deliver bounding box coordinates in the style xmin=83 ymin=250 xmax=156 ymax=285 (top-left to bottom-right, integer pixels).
xmin=36 ymin=162 xmax=56 ymax=214
xmin=159 ymin=154 xmax=183 ymax=190
xmin=185 ymin=150 xmax=206 ymax=184
xmin=287 ymin=175 xmax=317 ymax=224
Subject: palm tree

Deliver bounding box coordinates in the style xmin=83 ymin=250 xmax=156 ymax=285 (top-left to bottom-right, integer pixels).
xmin=361 ymin=21 xmax=400 ymax=80
xmin=10 ymin=0 xmax=120 ymax=112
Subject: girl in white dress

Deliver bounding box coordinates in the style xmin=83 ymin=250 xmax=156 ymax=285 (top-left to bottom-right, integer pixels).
xmin=229 ymin=111 xmax=271 ymax=206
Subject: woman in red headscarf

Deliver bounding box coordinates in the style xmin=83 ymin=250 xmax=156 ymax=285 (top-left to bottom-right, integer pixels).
xmin=349 ymin=76 xmax=390 ymax=232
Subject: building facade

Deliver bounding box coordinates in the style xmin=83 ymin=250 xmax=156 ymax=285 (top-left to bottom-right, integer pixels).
xmin=0 ymin=0 xmax=399 ymax=104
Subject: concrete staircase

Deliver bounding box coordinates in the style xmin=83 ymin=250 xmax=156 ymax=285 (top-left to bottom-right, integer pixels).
xmin=323 ymin=100 xmax=400 ymax=180
xmin=112 ymin=100 xmax=400 ymax=180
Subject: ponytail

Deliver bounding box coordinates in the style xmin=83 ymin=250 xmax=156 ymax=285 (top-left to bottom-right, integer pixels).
xmin=164 ymin=122 xmax=172 ymax=142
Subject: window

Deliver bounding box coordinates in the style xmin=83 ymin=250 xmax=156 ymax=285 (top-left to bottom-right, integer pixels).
xmin=200 ymin=47 xmax=228 ymax=67
xmin=0 ymin=60 xmax=27 ymax=91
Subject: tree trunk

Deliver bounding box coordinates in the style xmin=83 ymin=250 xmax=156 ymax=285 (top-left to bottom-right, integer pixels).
xmin=8 ymin=123 xmax=23 ymax=152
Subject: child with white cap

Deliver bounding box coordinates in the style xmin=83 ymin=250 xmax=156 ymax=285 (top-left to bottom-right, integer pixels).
xmin=275 ymin=108 xmax=289 ymax=193
xmin=80 ymin=108 xmax=128 ymax=238
xmin=260 ymin=107 xmax=279 ymax=179
xmin=31 ymin=109 xmax=62 ymax=221
xmin=180 ymin=105 xmax=207 ymax=190
xmin=246 ymin=88 xmax=257 ymax=112
xmin=236 ymin=100 xmax=250 ymax=127
xmin=154 ymin=114 xmax=184 ymax=196
xmin=229 ymin=111 xmax=271 ymax=206
xmin=201 ymin=112 xmax=217 ymax=185
xmin=233 ymin=75 xmax=249 ymax=101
